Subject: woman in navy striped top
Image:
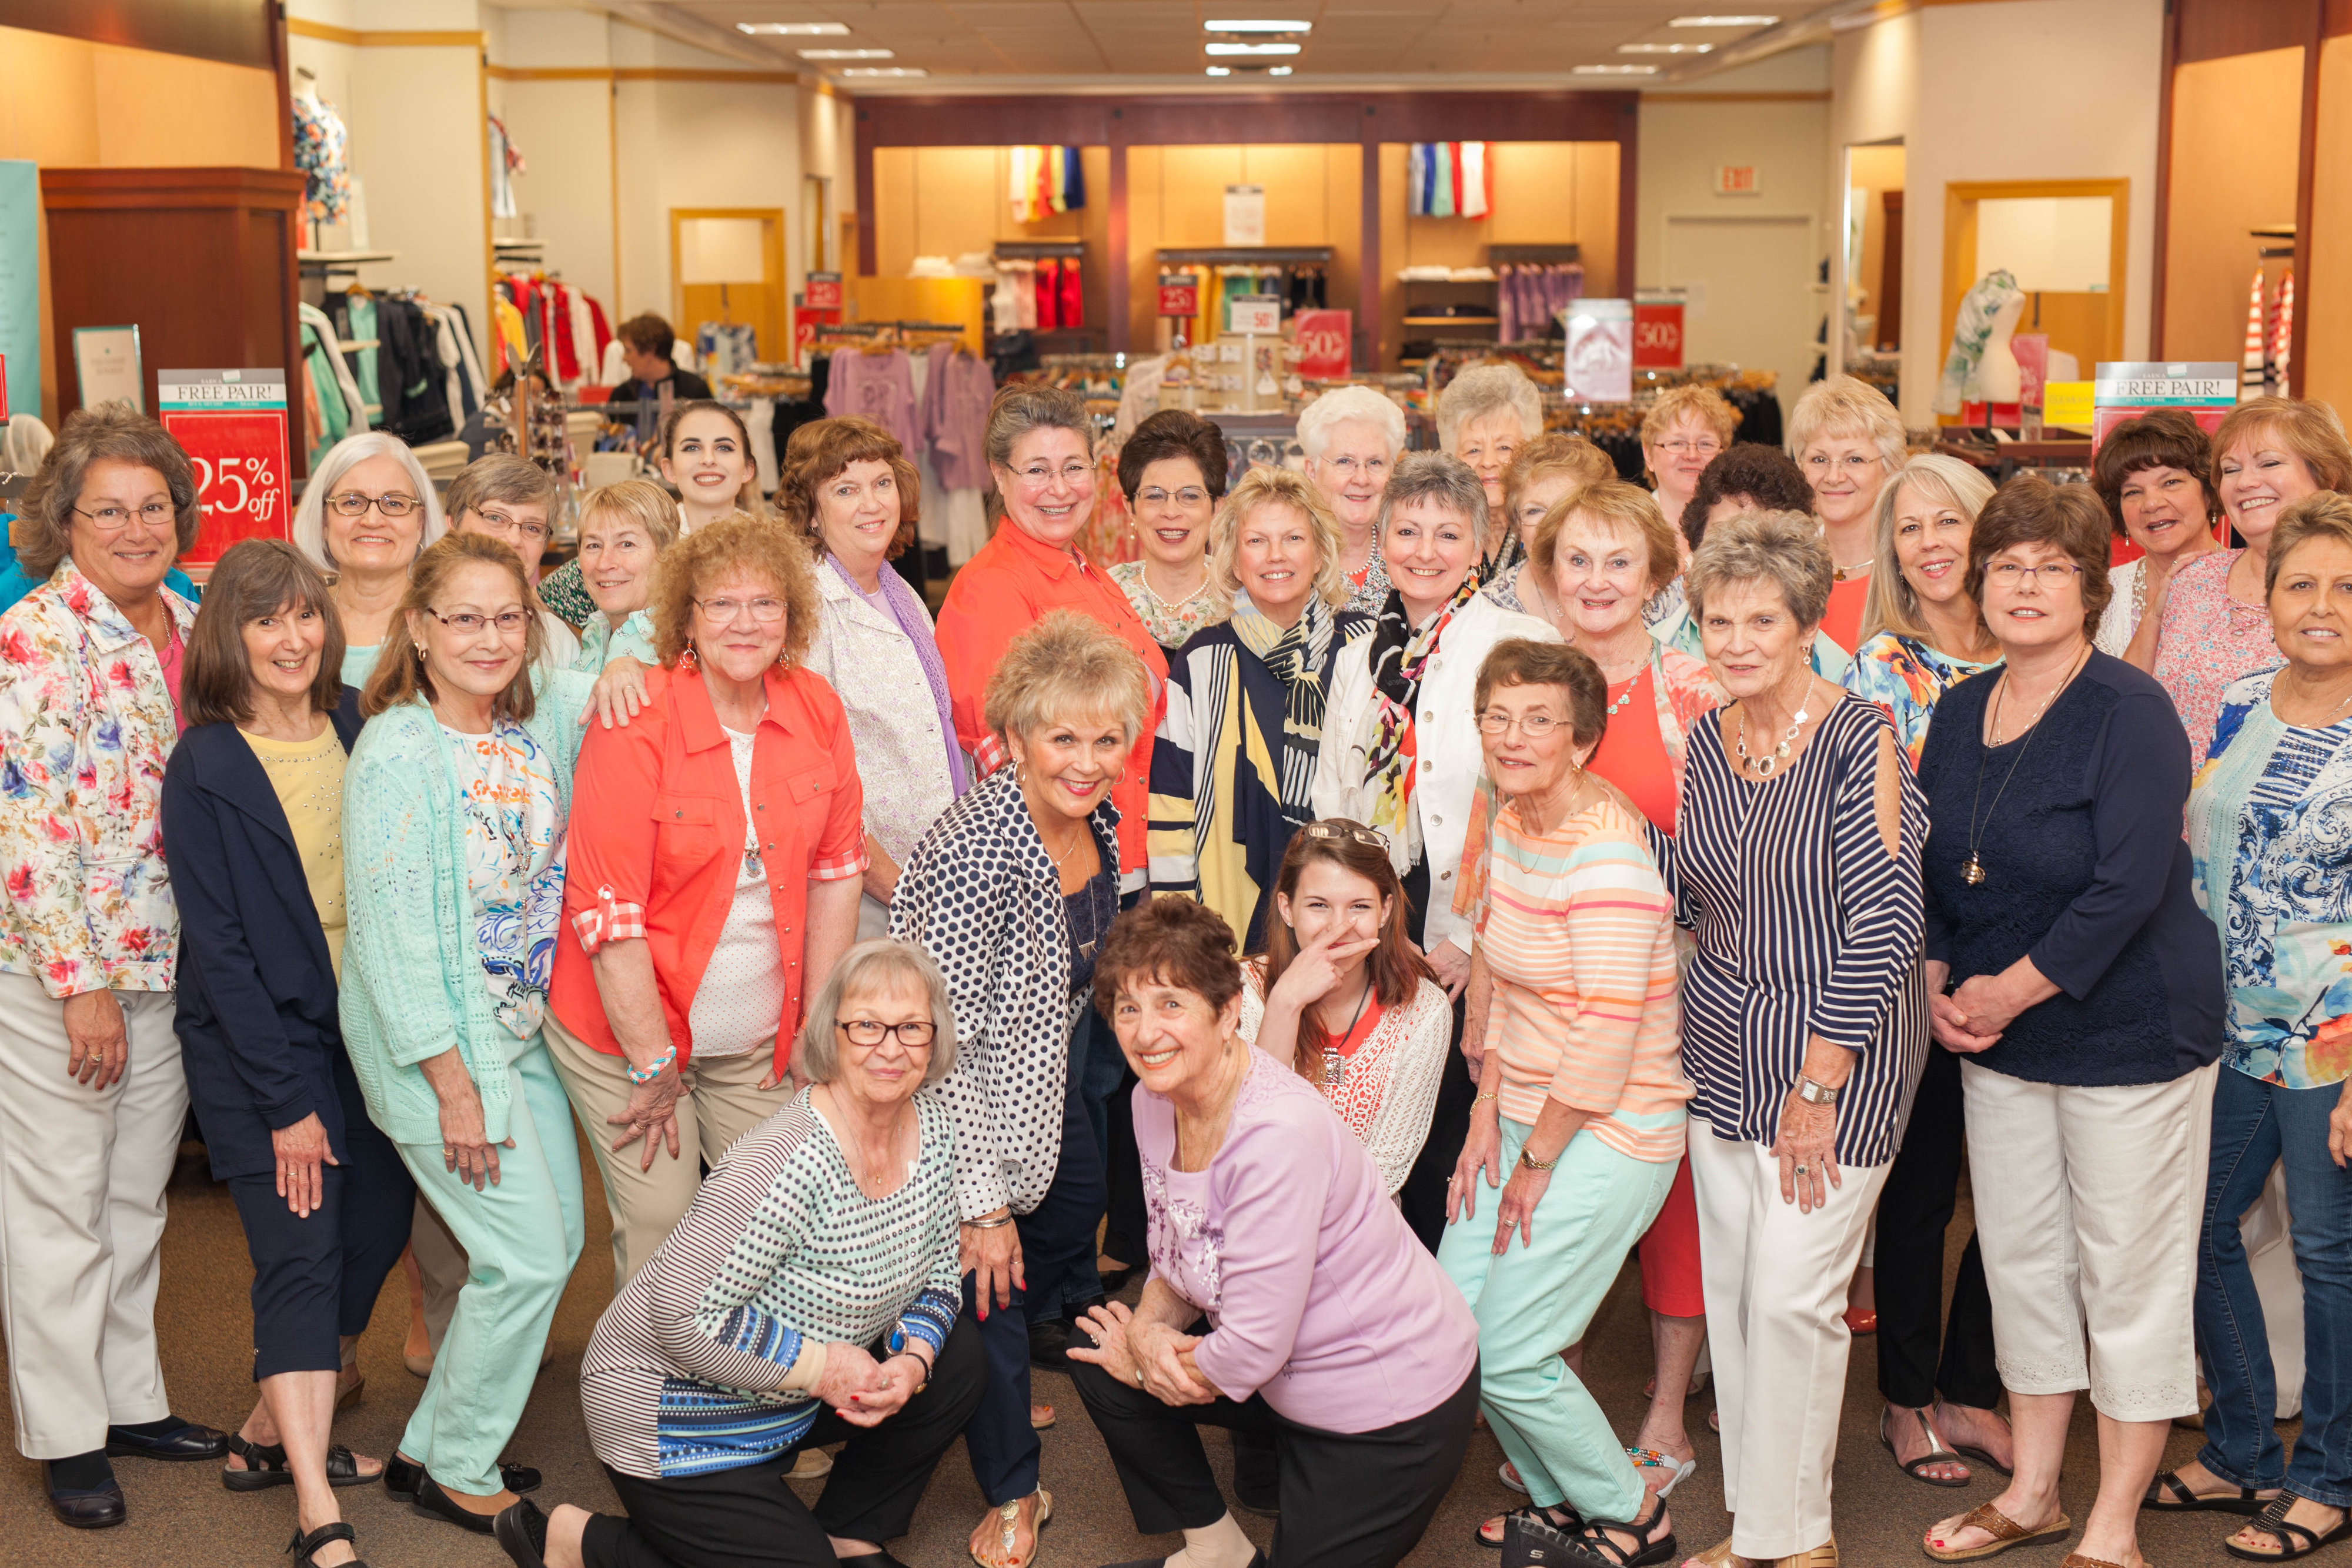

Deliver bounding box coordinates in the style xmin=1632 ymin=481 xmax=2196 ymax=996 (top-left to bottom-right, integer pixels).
xmin=1671 ymin=509 xmax=1929 ymax=1568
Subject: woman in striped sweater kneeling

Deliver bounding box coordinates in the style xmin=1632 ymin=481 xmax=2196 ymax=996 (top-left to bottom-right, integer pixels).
xmin=491 ymin=939 xmax=981 ymax=1568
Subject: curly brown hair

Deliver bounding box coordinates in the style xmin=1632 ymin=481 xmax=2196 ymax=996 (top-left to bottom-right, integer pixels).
xmin=776 ymin=416 xmax=921 ymax=560
xmin=2090 ymin=407 xmax=2219 ymax=539
xmin=647 ymin=512 xmax=820 ymax=669
xmin=359 ymin=531 xmax=546 ymax=721
xmin=16 ymin=404 xmax=204 ymax=582
xmin=1091 ymin=893 xmax=1245 ymax=1024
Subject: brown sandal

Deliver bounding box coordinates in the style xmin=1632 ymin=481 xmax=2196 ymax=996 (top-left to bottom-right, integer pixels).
xmin=2060 ymin=1556 xmax=2136 ymax=1568
xmin=1925 ymin=1502 xmax=2073 ymax=1562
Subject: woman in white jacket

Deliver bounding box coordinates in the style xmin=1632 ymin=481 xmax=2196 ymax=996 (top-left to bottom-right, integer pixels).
xmin=1312 ymin=450 xmax=1556 ymax=1249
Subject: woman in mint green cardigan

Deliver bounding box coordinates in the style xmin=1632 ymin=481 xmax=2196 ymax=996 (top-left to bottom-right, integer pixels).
xmin=340 ymin=531 xmax=612 ymax=1537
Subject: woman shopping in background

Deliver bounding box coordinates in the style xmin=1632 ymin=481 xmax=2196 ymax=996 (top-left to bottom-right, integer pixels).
xmin=1111 ymin=409 xmax=1232 ymax=649
xmin=163 ymin=540 xmax=407 ymax=1568
xmin=890 ymin=612 xmax=1157 ymax=1568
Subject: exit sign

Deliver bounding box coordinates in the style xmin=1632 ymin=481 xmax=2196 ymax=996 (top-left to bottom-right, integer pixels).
xmin=1716 ymin=165 xmax=1759 ymax=196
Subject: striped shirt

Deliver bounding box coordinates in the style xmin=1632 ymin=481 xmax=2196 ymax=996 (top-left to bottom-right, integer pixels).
xmin=1671 ymin=694 xmax=1928 ymax=1165
xmin=580 ymin=1091 xmax=961 ymax=1479
xmin=1459 ymin=792 xmax=1690 ymax=1161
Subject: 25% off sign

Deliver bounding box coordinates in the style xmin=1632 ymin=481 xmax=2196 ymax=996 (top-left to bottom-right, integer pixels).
xmin=158 ymin=370 xmax=293 ymax=568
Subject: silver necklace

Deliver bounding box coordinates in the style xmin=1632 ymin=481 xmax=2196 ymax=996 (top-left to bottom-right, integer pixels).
xmin=1319 ymin=975 xmax=1376 ymax=1089
xmin=1735 ymin=688 xmax=1813 ymax=778
xmin=1961 ymin=644 xmax=2090 ymax=886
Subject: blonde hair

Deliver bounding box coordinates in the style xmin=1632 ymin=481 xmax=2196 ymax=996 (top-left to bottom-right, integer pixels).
xmin=1531 ymin=479 xmax=1682 ymax=599
xmin=1787 ymin=373 xmax=1907 ymax=472
xmin=1504 ymin=432 xmax=1617 ymax=541
xmin=1207 ymin=467 xmax=1351 ymax=610
xmin=1639 ymin=385 xmax=1739 ymax=474
xmin=647 ymin=512 xmax=820 ymax=668
xmin=1860 ymin=454 xmax=1998 ymax=643
xmin=983 ymin=609 xmax=1154 ymax=748
xmin=2213 ymin=396 xmax=2352 ymax=498
xmin=579 ymin=478 xmax=681 ymax=553
xmin=359 ymin=531 xmax=545 ymax=721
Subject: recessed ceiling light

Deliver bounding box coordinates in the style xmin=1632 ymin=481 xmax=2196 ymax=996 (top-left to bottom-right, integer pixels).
xmin=1268 ymin=65 xmax=1293 ymax=75
xmin=1575 ymin=63 xmax=1659 ymax=73
xmin=1205 ymin=65 xmax=1234 ymax=75
xmin=1205 ymin=41 xmax=1300 ymax=55
xmin=737 ymin=21 xmax=849 ymax=34
xmin=1204 ymin=18 xmax=1312 ymax=32
xmin=798 ymin=48 xmax=893 ymax=59
xmin=1620 ymin=42 xmax=1713 ymax=52
xmin=1669 ymin=14 xmax=1779 ymax=24
xmin=840 ymin=66 xmax=927 ymax=76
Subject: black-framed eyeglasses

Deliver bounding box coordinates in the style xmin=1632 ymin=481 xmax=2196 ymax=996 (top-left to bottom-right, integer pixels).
xmin=328 ymin=491 xmax=422 ymax=518
xmin=1302 ymin=820 xmax=1388 ymax=850
xmin=423 ymin=608 xmax=532 ymax=635
xmin=836 ymin=1018 xmax=937 ymax=1048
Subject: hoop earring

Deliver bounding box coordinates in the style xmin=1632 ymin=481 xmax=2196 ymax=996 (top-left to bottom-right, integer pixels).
xmin=680 ymin=643 xmax=699 ymax=670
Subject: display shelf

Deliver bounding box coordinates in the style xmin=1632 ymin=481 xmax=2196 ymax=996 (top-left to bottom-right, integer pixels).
xmin=1403 ymin=315 xmax=1498 ymax=326
xmin=1485 ymin=243 xmax=1582 ymax=263
xmin=298 ymin=249 xmax=398 ymax=267
xmin=1155 ymin=246 xmax=1335 ymax=265
xmin=994 ymin=239 xmax=1087 ymax=259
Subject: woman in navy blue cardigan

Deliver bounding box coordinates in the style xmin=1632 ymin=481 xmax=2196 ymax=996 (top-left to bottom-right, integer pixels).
xmin=161 ymin=540 xmax=412 ymax=1568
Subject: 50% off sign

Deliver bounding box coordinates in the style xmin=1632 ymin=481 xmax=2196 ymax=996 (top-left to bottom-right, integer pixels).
xmin=158 ymin=370 xmax=293 ymax=568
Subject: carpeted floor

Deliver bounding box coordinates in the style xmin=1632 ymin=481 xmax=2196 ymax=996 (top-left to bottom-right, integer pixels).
xmin=0 ymin=1136 xmax=2270 ymax=1567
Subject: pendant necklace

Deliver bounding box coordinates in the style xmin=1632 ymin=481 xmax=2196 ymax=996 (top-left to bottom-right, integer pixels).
xmin=1599 ymin=637 xmax=1655 ymax=721
xmin=1735 ymin=684 xmax=1813 ymax=778
xmin=1961 ymin=645 xmax=2090 ymax=886
xmin=1319 ymin=975 xmax=1375 ymax=1089
xmin=1833 ymin=557 xmax=1873 ymax=582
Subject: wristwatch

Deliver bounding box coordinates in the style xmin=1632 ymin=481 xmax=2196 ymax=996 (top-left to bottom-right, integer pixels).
xmin=1517 ymin=1146 xmax=1561 ymax=1172
xmin=1797 ymin=1075 xmax=1840 ymax=1106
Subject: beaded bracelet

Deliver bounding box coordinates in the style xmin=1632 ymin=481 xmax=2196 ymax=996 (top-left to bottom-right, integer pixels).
xmin=626 ymin=1045 xmax=677 ymax=1086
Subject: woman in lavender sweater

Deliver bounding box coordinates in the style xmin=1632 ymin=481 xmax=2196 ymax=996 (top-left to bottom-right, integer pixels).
xmin=1067 ymin=896 xmax=1481 ymax=1568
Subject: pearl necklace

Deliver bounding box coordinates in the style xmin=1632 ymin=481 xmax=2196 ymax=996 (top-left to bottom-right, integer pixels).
xmin=1140 ymin=564 xmax=1210 ymax=612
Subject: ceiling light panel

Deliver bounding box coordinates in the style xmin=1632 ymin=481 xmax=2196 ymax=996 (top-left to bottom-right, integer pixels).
xmin=1669 ymin=14 xmax=1779 ymax=24
xmin=736 ymin=22 xmax=850 ymax=35
xmin=1205 ymin=41 xmax=1301 ymax=55
xmin=840 ymin=67 xmax=928 ymax=76
xmin=1206 ymin=65 xmax=1234 ymax=75
xmin=1619 ymin=43 xmax=1714 ymax=52
xmin=1204 ymin=17 xmax=1312 ymax=31
xmin=1574 ymin=63 xmax=1659 ymax=74
xmin=798 ymin=48 xmax=894 ymax=59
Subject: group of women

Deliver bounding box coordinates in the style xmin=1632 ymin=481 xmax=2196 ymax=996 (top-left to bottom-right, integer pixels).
xmin=3 ymin=357 xmax=2351 ymax=1568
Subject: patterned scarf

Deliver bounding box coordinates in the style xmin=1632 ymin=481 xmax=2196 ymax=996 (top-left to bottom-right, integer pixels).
xmin=1228 ymin=595 xmax=1333 ymax=818
xmin=1361 ymin=575 xmax=1482 ymax=864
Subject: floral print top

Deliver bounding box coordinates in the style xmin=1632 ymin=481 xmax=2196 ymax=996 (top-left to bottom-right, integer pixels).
xmin=536 ymin=559 xmax=598 ymax=630
xmin=443 ymin=720 xmax=567 ymax=1044
xmin=0 ymin=561 xmax=198 ymax=997
xmin=1843 ymin=632 xmax=1999 ymax=768
xmin=1108 ymin=559 xmax=1229 ymax=651
xmin=291 ymin=94 xmax=352 ymax=222
xmin=2187 ymin=669 xmax=2352 ymax=1088
xmin=574 ymin=609 xmax=657 ymax=673
xmin=2155 ymin=548 xmax=2284 ymax=771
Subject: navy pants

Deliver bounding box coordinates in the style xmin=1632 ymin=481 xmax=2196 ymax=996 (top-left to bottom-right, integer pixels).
xmin=1875 ymin=1046 xmax=2001 ymax=1410
xmin=224 ymin=1051 xmax=415 ymax=1379
xmin=964 ymin=1051 xmax=1107 ymax=1505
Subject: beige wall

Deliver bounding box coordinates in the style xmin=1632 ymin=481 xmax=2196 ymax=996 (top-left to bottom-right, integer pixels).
xmin=2308 ymin=36 xmax=2352 ymax=417
xmin=1129 ymin=143 xmax=1364 ymax=354
xmin=0 ymin=25 xmax=282 ymax=419
xmin=872 ymin=146 xmax=1112 ymax=335
xmin=2162 ymin=47 xmax=2303 ymax=366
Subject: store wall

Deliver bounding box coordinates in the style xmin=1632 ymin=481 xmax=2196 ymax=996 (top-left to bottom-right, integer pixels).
xmin=2161 ymin=47 xmax=2303 ymax=366
xmin=1832 ymin=0 xmax=2163 ymax=426
xmin=1127 ymin=144 xmax=1364 ymax=353
xmin=0 ymin=23 xmax=282 ymax=419
xmin=2309 ymin=35 xmax=2352 ymax=417
xmin=871 ymin=145 xmax=1113 ymax=334
xmin=492 ymin=6 xmax=618 ymax=313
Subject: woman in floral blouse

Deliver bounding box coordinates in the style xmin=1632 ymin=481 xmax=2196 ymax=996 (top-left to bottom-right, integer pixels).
xmin=0 ymin=406 xmax=227 ymax=1529
xmin=2180 ymin=493 xmax=2352 ymax=1563
xmin=1109 ymin=409 xmax=1231 ymax=650
xmin=1843 ymin=454 xmax=2002 ymax=769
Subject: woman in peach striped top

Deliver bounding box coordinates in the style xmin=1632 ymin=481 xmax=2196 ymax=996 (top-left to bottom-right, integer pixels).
xmin=1441 ymin=638 xmax=1693 ymax=1568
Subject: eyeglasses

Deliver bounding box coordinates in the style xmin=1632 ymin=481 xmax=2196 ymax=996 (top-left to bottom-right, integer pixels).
xmin=1015 ymin=461 xmax=1093 ymax=485
xmin=73 ymin=502 xmax=176 ymax=533
xmin=1476 ymin=710 xmax=1565 ymax=737
xmin=1136 ymin=487 xmax=1210 ymax=508
xmin=1803 ymin=454 xmax=1883 ymax=476
xmin=1653 ymin=439 xmax=1722 ymax=459
xmin=1319 ymin=454 xmax=1389 ymax=477
xmin=1302 ymin=821 xmax=1388 ymax=850
xmin=836 ymin=1018 xmax=937 ymax=1048
xmin=696 ymin=595 xmax=787 ymax=624
xmin=327 ymin=491 xmax=423 ymax=518
xmin=1984 ymin=561 xmax=2084 ymax=586
xmin=470 ymin=507 xmax=550 ymax=543
xmin=423 ymin=608 xmax=532 ymax=635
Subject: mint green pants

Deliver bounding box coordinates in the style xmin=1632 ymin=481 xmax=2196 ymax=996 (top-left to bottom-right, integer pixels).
xmin=1439 ymin=1114 xmax=1678 ymax=1524
xmin=393 ymin=1041 xmax=584 ymax=1496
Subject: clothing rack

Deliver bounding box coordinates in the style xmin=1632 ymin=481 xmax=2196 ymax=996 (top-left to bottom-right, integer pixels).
xmin=296 ymin=248 xmax=397 ymax=310
xmin=1155 ymin=246 xmax=1335 ymax=265
xmin=994 ymin=240 xmax=1086 ymax=259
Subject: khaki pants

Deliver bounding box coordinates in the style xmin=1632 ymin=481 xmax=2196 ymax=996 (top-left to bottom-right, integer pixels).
xmin=544 ymin=1010 xmax=789 ymax=1290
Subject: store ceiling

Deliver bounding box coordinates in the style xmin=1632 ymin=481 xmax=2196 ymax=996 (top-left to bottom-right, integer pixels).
xmin=583 ymin=2 xmax=1833 ymax=87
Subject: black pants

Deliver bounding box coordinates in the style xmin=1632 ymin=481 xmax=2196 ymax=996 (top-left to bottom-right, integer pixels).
xmin=1102 ymin=1059 xmax=1149 ymax=1270
xmin=1397 ymin=992 xmax=1472 ymax=1255
xmin=1070 ymin=1354 xmax=1479 ymax=1568
xmin=1875 ymin=1047 xmax=2001 ymax=1410
xmin=580 ymin=1315 xmax=986 ymax=1568
xmin=965 ymin=1054 xmax=1106 ymax=1503
xmin=225 ymin=1050 xmax=415 ymax=1379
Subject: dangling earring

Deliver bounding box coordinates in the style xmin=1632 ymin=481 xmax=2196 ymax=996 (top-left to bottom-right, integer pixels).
xmin=680 ymin=642 xmax=699 ymax=670
xmin=775 ymin=648 xmax=791 ymax=668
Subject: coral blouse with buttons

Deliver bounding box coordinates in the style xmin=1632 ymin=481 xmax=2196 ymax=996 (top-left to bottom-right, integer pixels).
xmin=935 ymin=519 xmax=1168 ymax=890
xmin=551 ymin=661 xmax=867 ymax=1083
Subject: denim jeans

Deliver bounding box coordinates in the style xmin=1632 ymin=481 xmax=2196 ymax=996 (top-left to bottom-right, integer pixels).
xmin=1028 ymin=1001 xmax=1119 ymax=1325
xmin=2196 ymin=1065 xmax=2352 ymax=1507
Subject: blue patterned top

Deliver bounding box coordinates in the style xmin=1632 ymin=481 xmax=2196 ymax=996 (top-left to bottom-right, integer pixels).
xmin=2187 ymin=668 xmax=2352 ymax=1088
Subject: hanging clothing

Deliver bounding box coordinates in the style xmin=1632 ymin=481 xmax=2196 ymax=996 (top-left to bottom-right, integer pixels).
xmin=821 ymin=349 xmax=921 ymax=456
xmin=1936 ymin=269 xmax=2023 ymax=415
xmin=1035 ymin=259 xmax=1060 ymax=331
xmin=298 ymin=302 xmax=369 ymax=439
xmin=1459 ymin=142 xmax=1491 ymax=219
xmin=488 ymin=115 xmax=524 ymax=220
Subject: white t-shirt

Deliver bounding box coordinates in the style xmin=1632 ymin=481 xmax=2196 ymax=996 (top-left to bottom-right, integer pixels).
xmin=687 ymin=726 xmax=787 ymax=1059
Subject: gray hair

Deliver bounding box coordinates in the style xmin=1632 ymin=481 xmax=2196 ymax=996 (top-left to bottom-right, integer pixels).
xmin=1686 ymin=508 xmax=1833 ymax=630
xmin=796 ymin=940 xmax=960 ymax=1088
xmin=1437 ymin=363 xmax=1544 ymax=451
xmin=1297 ymin=385 xmax=1406 ymax=462
xmin=984 ymin=383 xmax=1093 ymax=473
xmin=290 ymin=432 xmax=446 ymax=576
xmin=1376 ymin=450 xmax=1488 ymax=543
xmin=14 ymin=404 xmax=203 ymax=583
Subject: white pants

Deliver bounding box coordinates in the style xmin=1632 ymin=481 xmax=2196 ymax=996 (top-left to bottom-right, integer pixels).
xmin=1688 ymin=1116 xmax=1889 ymax=1562
xmin=1960 ymin=1058 xmax=2215 ymax=1422
xmin=0 ymin=974 xmax=187 ymax=1457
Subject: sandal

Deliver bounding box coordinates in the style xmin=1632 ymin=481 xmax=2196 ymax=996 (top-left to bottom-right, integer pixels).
xmin=1881 ymin=1406 xmax=1970 ymax=1489
xmin=1924 ymin=1502 xmax=2073 ymax=1562
xmin=225 ymin=1436 xmax=378 ymax=1493
xmin=1564 ymin=1499 xmax=1679 ymax=1567
xmin=2145 ymin=1469 xmax=2275 ymax=1516
xmin=1481 ymin=1503 xmax=1581 ymax=1549
xmin=970 ymin=1487 xmax=1053 ymax=1568
xmin=1625 ymin=1446 xmax=1699 ymax=1499
xmin=1502 ymin=1508 xmax=1581 ymax=1568
xmin=286 ymin=1520 xmax=368 ymax=1568
xmin=2226 ymin=1496 xmax=2352 ymax=1562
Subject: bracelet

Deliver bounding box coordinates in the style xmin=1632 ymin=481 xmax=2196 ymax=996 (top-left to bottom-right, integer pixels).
xmin=1517 ymin=1146 xmax=1561 ymax=1172
xmin=1472 ymin=1092 xmax=1499 ymax=1105
xmin=625 ymin=1045 xmax=677 ymax=1085
xmin=963 ymin=1212 xmax=1015 ymax=1230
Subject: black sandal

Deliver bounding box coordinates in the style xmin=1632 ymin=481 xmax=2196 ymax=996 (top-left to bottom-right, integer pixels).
xmin=2146 ymin=1469 xmax=2277 ymax=1516
xmin=1880 ymin=1405 xmax=1970 ymax=1489
xmin=1565 ymin=1499 xmax=1680 ymax=1567
xmin=1481 ymin=1504 xmax=1582 ymax=1549
xmin=286 ymin=1521 xmax=368 ymax=1567
xmin=225 ymin=1436 xmax=378 ymax=1493
xmin=2225 ymin=1496 xmax=2352 ymax=1562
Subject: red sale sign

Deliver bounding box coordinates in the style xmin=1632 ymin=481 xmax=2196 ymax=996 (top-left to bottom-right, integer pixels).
xmin=158 ymin=370 xmax=290 ymax=567
xmin=804 ymin=272 xmax=843 ymax=310
xmin=1633 ymin=296 xmax=1685 ymax=371
xmin=1157 ymin=275 xmax=1199 ymax=319
xmin=1292 ymin=309 xmax=1352 ymax=381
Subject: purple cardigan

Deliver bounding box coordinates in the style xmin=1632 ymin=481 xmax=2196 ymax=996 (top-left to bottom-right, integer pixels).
xmin=1137 ymin=1048 xmax=1479 ymax=1434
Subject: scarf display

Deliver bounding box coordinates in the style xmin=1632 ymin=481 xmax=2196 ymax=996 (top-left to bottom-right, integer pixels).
xmin=1361 ymin=576 xmax=1482 ymax=865
xmin=1228 ymin=596 xmax=1334 ymax=820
